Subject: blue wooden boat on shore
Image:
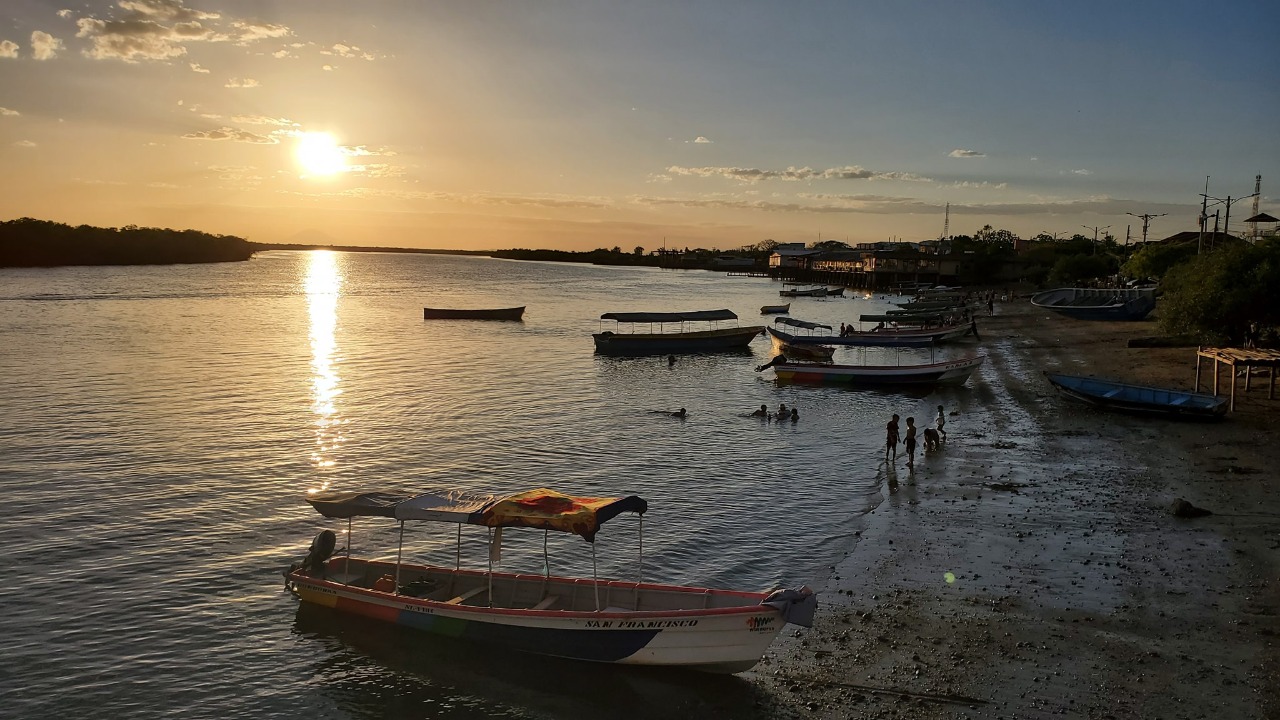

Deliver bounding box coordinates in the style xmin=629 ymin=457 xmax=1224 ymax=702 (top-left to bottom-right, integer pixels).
xmin=1030 ymin=288 xmax=1156 ymax=321
xmin=1043 ymin=372 xmax=1227 ymax=419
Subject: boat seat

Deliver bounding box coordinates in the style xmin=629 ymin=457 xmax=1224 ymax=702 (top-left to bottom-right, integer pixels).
xmin=445 ymin=586 xmax=488 ymax=605
xmin=326 ymin=571 xmax=364 ymax=586
xmin=1169 ymin=396 xmax=1190 ymax=406
xmin=1102 ymin=389 xmax=1123 ymax=398
xmin=531 ymin=595 xmax=560 ymax=611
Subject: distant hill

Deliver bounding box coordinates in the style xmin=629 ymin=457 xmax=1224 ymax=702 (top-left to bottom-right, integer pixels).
xmin=0 ymin=217 xmax=256 ymax=268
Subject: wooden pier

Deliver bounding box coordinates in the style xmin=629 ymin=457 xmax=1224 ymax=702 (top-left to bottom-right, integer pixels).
xmin=1194 ymin=347 xmax=1280 ymax=411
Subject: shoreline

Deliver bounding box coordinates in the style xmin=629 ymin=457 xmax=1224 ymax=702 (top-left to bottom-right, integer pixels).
xmin=753 ymin=298 xmax=1279 ymax=719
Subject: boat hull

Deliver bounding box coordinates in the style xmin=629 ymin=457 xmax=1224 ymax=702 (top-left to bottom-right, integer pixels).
xmin=772 ymin=356 xmax=985 ymax=386
xmin=593 ymin=326 xmax=763 ymax=356
xmin=760 ymin=304 xmax=791 ymax=315
xmin=1030 ymin=288 xmax=1156 ymax=321
xmin=1044 ymin=372 xmax=1227 ymax=419
xmin=288 ymin=566 xmax=787 ymax=673
xmin=769 ymin=325 xmax=969 ymax=348
xmin=424 ymin=306 xmax=525 ymax=320
xmin=766 ymin=327 xmax=834 ymax=360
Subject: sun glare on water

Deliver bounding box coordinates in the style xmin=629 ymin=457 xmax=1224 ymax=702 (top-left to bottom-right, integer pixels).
xmin=294 ymin=132 xmax=346 ymax=177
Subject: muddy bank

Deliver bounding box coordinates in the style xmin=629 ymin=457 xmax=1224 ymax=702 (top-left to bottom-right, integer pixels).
xmin=752 ymin=298 xmax=1280 ymax=719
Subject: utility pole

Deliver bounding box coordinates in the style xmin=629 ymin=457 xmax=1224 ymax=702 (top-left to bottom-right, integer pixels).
xmin=1082 ymin=225 xmax=1111 ymax=255
xmin=1201 ymin=190 xmax=1259 ymax=246
xmin=1198 ymin=176 xmax=1209 ymax=254
xmin=1125 ymin=212 xmax=1167 ymax=244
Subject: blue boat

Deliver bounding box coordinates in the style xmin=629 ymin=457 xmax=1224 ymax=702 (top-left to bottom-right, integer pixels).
xmin=593 ymin=309 xmax=763 ymax=356
xmin=1030 ymin=288 xmax=1156 ymax=320
xmin=1043 ymin=372 xmax=1227 ymax=419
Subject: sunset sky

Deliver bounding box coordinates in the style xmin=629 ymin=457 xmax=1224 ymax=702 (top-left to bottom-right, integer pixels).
xmin=1 ymin=1 xmax=1277 ymax=252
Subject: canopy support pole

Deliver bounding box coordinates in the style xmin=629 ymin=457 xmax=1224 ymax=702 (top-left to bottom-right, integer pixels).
xmin=592 ymin=542 xmax=601 ymax=612
xmin=638 ymin=516 xmax=644 ymax=585
xmin=394 ymin=520 xmax=404 ymax=594
xmin=486 ymin=527 xmax=494 ymax=608
xmin=345 ymin=517 xmax=352 ymax=580
xmin=455 ymin=525 xmax=461 ymax=570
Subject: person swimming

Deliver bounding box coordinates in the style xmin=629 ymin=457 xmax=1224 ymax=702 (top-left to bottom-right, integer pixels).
xmin=671 ymin=408 xmax=686 ymax=418
xmin=750 ymin=404 xmax=768 ymax=417
xmin=790 ymin=408 xmax=799 ymax=422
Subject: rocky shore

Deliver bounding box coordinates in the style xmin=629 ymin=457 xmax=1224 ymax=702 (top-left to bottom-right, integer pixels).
xmin=751 ymin=297 xmax=1280 ymax=719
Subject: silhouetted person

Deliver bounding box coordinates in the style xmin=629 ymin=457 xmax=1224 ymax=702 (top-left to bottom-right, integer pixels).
xmin=904 ymin=417 xmax=917 ymax=468
xmin=668 ymin=355 xmax=676 ymax=366
xmin=885 ymin=414 xmax=900 ymax=461
xmin=751 ymin=404 xmax=768 ymax=417
xmin=790 ymin=408 xmax=799 ymax=422
xmin=936 ymin=404 xmax=947 ymax=441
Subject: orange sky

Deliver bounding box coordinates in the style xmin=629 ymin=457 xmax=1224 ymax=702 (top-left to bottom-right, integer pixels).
xmin=1 ymin=1 xmax=1276 ymax=251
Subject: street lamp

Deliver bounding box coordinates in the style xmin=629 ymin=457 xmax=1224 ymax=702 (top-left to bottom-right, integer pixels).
xmin=1081 ymin=225 xmax=1111 ymax=254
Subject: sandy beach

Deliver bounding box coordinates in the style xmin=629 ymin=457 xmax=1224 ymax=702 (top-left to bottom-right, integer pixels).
xmin=752 ymin=297 xmax=1280 ymax=719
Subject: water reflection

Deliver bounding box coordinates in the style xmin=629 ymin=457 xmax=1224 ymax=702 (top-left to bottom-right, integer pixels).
xmin=306 ymin=251 xmax=344 ymax=478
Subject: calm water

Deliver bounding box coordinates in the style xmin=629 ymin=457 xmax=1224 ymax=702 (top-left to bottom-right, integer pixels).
xmin=0 ymin=252 xmax=984 ymax=719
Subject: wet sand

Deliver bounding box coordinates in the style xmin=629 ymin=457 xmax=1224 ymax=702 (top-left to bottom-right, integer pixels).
xmin=752 ymin=298 xmax=1280 ymax=719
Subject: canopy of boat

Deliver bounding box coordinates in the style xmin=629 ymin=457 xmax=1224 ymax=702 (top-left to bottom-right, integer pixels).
xmin=859 ymin=313 xmax=948 ymax=323
xmin=306 ymin=487 xmax=647 ymax=542
xmin=600 ymin=309 xmax=737 ymax=323
xmin=774 ymin=317 xmax=833 ymax=331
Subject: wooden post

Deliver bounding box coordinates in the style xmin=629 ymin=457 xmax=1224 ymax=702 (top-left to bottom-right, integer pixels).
xmin=1213 ymin=357 xmax=1220 ymax=397
xmin=1194 ymin=351 xmax=1201 ymax=392
xmin=1230 ymin=361 xmax=1236 ymax=412
xmin=1270 ymin=366 xmax=1276 ymax=400
xmin=1245 ymin=356 xmax=1253 ymax=392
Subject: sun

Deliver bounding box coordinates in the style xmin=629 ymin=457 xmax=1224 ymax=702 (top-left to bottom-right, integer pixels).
xmin=294 ymin=132 xmax=347 ymax=177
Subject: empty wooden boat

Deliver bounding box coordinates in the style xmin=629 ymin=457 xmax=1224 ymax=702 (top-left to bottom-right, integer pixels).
xmin=1043 ymin=372 xmax=1227 ymax=419
xmin=424 ymin=306 xmax=525 ymax=320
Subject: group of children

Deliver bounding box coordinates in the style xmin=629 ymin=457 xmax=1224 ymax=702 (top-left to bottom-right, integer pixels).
xmin=750 ymin=403 xmax=799 ymax=422
xmin=885 ymin=405 xmax=948 ymax=469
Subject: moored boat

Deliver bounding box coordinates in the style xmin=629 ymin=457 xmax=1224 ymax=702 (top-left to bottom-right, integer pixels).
xmin=772 ymin=318 xmax=972 ymax=348
xmin=760 ymin=355 xmax=985 ymax=386
xmin=1030 ymin=288 xmax=1156 ymax=321
xmin=593 ymin=310 xmax=763 ymax=356
xmin=765 ymin=326 xmax=835 ymax=361
xmin=284 ymin=488 xmax=816 ymax=673
xmin=760 ymin=303 xmax=791 ymax=315
xmin=1043 ymin=372 xmax=1227 ymax=419
xmin=424 ymin=306 xmax=525 ymax=320
xmin=779 ymin=287 xmax=826 ymax=298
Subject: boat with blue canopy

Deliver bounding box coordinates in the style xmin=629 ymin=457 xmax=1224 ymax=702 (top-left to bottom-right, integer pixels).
xmin=593 ymin=309 xmax=763 ymax=355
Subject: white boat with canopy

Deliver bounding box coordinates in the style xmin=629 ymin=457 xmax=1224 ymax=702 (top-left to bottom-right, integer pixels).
xmin=284 ymin=487 xmax=815 ymax=673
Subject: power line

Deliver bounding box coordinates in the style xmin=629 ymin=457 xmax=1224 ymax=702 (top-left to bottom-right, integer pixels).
xmin=1125 ymin=212 xmax=1167 ymax=244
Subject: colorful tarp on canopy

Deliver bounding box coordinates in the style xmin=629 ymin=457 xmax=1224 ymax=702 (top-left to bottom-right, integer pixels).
xmin=480 ymin=488 xmax=648 ymax=542
xmin=305 ymin=488 xmax=647 ymax=542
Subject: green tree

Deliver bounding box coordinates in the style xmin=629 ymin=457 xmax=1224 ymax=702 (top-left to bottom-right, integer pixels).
xmin=1157 ymin=238 xmax=1280 ymax=344
xmin=1121 ymin=242 xmax=1196 ymax=280
xmin=633 ymin=246 xmax=644 ymax=256
xmin=1047 ymin=254 xmax=1114 ymax=286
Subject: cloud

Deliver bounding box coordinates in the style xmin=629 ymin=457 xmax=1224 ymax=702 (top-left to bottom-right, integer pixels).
xmin=75 ymin=0 xmax=293 ymax=62
xmin=690 ymin=136 xmax=713 ymax=144
xmin=271 ymin=49 xmax=290 ymax=58
xmin=0 ymin=107 xmax=19 ymax=116
xmin=230 ymin=114 xmax=296 ymax=127
xmin=14 ymin=140 xmax=37 ymax=147
xmin=189 ymin=62 xmax=208 ymax=72
xmin=30 ymin=31 xmax=63 ymax=60
xmin=667 ymin=165 xmax=932 ymax=183
xmin=945 ymin=180 xmax=1009 ymax=190
xmin=0 ymin=40 xmax=18 ymax=58
xmin=321 ymin=64 xmax=334 ymax=71
xmin=224 ymin=77 xmax=259 ymax=88
xmin=1069 ymin=169 xmax=1092 ymax=175
xmin=230 ymin=20 xmax=290 ymax=45
xmin=949 ymin=149 xmax=986 ymax=158
xmin=322 ymin=43 xmax=375 ymax=60
xmin=182 ymin=127 xmax=278 ymax=143
xmin=341 ymin=145 xmax=395 ymax=157
xmin=57 ymin=10 xmax=73 ymax=19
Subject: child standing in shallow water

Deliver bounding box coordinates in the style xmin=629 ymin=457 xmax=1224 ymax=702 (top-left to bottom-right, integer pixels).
xmin=904 ymin=417 xmax=917 ymax=468
xmin=885 ymin=414 xmax=900 ymax=461
xmin=936 ymin=404 xmax=947 ymax=442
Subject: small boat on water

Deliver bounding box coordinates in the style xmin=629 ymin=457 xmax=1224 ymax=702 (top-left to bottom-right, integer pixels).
xmin=779 ymin=287 xmax=826 ymax=298
xmin=825 ymin=287 xmax=845 ymax=297
xmin=1030 ymin=288 xmax=1156 ymax=321
xmin=1043 ymin=372 xmax=1228 ymax=419
xmin=424 ymin=306 xmax=525 ymax=321
xmin=766 ymin=326 xmax=835 ymax=361
xmin=593 ymin=309 xmax=763 ymax=356
xmin=760 ymin=303 xmax=791 ymax=315
xmin=285 ymin=488 xmax=816 ymax=673
xmin=772 ymin=317 xmax=972 ymax=348
xmin=759 ymin=355 xmax=985 ymax=386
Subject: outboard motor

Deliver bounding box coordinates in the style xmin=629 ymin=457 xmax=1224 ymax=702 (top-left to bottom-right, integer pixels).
xmin=301 ymin=530 xmax=337 ymax=575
